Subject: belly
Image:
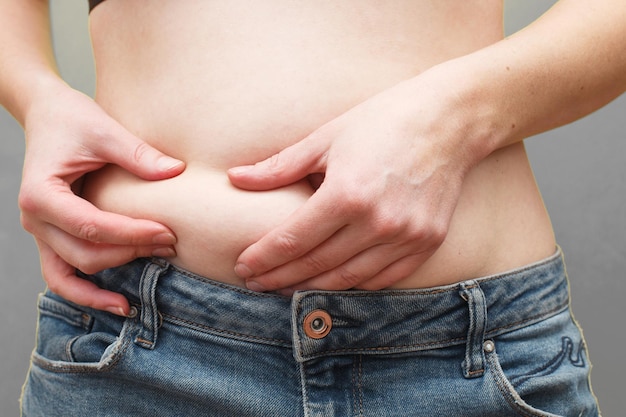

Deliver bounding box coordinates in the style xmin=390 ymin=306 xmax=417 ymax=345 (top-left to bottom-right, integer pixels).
xmin=84 ymin=143 xmax=555 ymax=288
xmin=83 ymin=0 xmax=556 ymax=288
xmin=83 ymin=165 xmax=315 ymax=284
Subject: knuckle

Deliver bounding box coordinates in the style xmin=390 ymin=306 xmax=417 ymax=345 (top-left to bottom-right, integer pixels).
xmin=405 ymin=220 xmax=447 ymax=248
xmin=42 ymin=268 xmax=71 ymax=296
xmin=334 ymin=190 xmax=370 ymax=218
xmin=17 ymin=187 xmax=41 ymax=215
xmin=275 ymin=233 xmax=302 ymax=258
xmin=75 ymin=220 xmax=100 ymax=242
xmin=431 ymin=225 xmax=447 ymax=245
xmin=371 ymin=212 xmax=406 ymax=240
xmin=422 ymin=221 xmax=448 ymax=245
xmin=123 ymin=232 xmax=146 ymax=247
xmin=45 ymin=276 xmax=64 ymax=296
xmin=135 ymin=246 xmax=155 ymax=259
xmin=300 ymin=252 xmax=330 ymax=274
xmin=18 ymin=186 xmax=53 ymax=233
xmin=333 ymin=266 xmax=363 ymax=289
xmin=345 ymin=190 xmax=370 ymax=211
xmin=259 ymin=151 xmax=290 ymax=179
xmin=74 ymin=253 xmax=102 ymax=275
xmin=132 ymin=141 xmax=153 ymax=165
xmin=19 ymin=212 xmax=35 ymax=233
xmin=265 ymin=152 xmax=283 ymax=171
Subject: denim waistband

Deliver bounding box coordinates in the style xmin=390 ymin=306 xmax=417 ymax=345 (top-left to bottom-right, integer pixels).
xmin=85 ymin=248 xmax=569 ymax=363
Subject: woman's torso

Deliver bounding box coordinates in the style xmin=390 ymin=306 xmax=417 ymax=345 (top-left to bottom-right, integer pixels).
xmin=83 ymin=0 xmax=556 ymax=289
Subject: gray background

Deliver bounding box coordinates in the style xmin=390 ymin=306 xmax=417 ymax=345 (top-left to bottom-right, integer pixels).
xmin=1 ymin=1 xmax=624 ymax=416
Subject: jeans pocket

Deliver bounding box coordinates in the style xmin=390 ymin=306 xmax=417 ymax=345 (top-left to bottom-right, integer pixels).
xmin=485 ymin=309 xmax=598 ymax=417
xmin=31 ymin=291 xmax=133 ymax=373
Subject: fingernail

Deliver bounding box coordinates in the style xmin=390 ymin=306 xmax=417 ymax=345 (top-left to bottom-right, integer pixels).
xmin=105 ymin=306 xmax=126 ymax=316
xmin=152 ymin=247 xmax=176 ymax=258
xmin=228 ymin=165 xmax=254 ymax=175
xmin=158 ymin=156 xmax=185 ymax=172
xmin=234 ymin=263 xmax=254 ymax=278
xmin=246 ymin=281 xmax=267 ymax=292
xmin=153 ymin=233 xmax=177 ymax=245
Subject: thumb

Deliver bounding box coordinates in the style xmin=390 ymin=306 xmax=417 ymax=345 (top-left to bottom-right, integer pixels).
xmin=99 ymin=124 xmax=185 ymax=181
xmin=228 ymin=134 xmax=328 ymax=191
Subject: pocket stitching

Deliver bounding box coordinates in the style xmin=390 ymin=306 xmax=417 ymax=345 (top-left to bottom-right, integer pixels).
xmin=31 ymin=318 xmax=134 ymax=374
xmin=511 ymin=337 xmax=586 ymax=387
xmin=486 ymin=349 xmax=564 ymax=417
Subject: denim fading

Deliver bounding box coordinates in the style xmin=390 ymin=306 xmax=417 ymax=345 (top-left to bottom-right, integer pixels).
xmin=21 ymin=248 xmax=600 ymax=416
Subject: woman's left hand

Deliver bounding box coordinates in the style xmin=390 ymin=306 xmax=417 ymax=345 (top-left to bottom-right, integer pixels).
xmin=228 ymin=72 xmax=483 ymax=292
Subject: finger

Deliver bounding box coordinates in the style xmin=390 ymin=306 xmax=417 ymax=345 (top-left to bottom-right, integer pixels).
xmin=23 ymin=187 xmax=177 ymax=247
xmin=227 ymin=132 xmax=329 ymax=191
xmin=95 ymin=122 xmax=185 ymax=181
xmin=234 ymin=186 xmax=345 ymax=279
xmin=353 ymin=252 xmax=434 ymax=290
xmin=290 ymin=249 xmax=433 ymax=292
xmin=37 ymin=240 xmax=131 ymax=316
xmin=287 ymin=243 xmax=422 ymax=292
xmin=35 ymin=221 xmax=176 ymax=275
xmin=243 ymin=222 xmax=379 ymax=291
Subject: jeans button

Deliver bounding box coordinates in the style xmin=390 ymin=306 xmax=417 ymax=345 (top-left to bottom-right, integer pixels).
xmin=127 ymin=306 xmax=138 ymax=319
xmin=303 ymin=309 xmax=332 ymax=339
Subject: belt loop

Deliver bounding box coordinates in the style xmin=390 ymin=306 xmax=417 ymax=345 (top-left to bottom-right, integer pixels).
xmin=459 ymin=280 xmax=488 ymax=379
xmin=134 ymin=259 xmax=169 ymax=350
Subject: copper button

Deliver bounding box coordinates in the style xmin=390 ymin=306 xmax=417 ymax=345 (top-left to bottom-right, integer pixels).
xmin=303 ymin=309 xmax=332 ymax=339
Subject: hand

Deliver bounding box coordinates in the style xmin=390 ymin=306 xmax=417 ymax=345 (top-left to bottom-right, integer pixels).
xmin=229 ymin=74 xmax=482 ymax=292
xmin=19 ymin=83 xmax=185 ymax=315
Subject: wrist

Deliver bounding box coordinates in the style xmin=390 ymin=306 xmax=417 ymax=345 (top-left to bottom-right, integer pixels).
xmin=6 ymin=70 xmax=67 ymax=128
xmin=405 ymin=61 xmax=503 ymax=173
xmin=21 ymin=74 xmax=71 ymax=130
xmin=427 ymin=56 xmax=526 ymax=164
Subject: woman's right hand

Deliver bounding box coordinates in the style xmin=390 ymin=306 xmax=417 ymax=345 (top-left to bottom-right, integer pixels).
xmin=18 ymin=81 xmax=185 ymax=316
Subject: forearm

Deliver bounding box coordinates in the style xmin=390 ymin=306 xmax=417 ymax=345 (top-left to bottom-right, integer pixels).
xmin=432 ymin=0 xmax=626 ymax=161
xmin=0 ymin=0 xmax=65 ymax=126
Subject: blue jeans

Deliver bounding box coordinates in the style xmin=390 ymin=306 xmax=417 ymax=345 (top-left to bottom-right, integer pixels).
xmin=21 ymin=248 xmax=599 ymax=416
